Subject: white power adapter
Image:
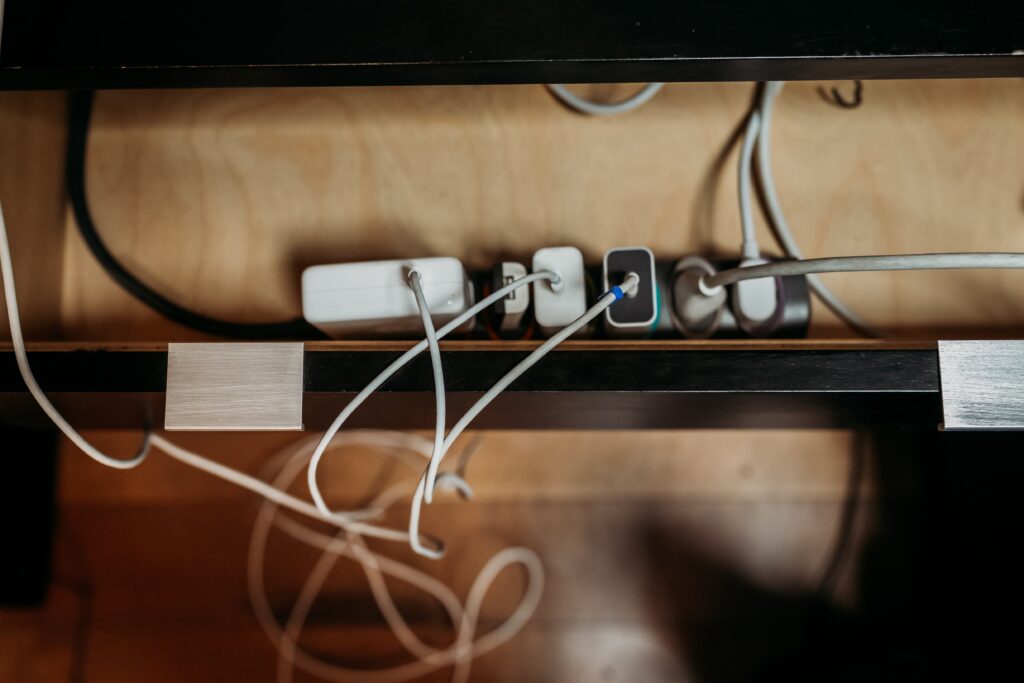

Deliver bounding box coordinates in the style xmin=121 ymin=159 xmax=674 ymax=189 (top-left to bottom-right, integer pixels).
xmin=532 ymin=246 xmax=586 ymax=337
xmin=302 ymin=257 xmax=474 ymax=338
xmin=732 ymin=257 xmax=782 ymax=335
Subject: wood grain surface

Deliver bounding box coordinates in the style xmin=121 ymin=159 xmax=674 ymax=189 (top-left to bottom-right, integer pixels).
xmin=0 ymin=91 xmax=67 ymax=338
xmin=29 ymin=79 xmax=1024 ymax=340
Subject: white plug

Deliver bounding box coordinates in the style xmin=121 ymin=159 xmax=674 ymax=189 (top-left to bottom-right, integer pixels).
xmin=670 ymin=255 xmax=726 ymax=339
xmin=532 ymin=246 xmax=586 ymax=337
xmin=732 ymin=257 xmax=780 ymax=332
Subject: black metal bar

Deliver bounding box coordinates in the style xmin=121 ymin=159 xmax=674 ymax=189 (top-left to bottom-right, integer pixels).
xmin=0 ymin=347 xmax=942 ymax=429
xmin=2 ymin=1 xmax=1023 ymax=89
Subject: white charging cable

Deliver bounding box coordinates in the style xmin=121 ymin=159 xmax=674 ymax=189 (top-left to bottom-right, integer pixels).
xmin=732 ymin=104 xmax=783 ymax=330
xmin=248 ymin=433 xmax=544 ymax=683
xmin=701 ymin=252 xmax=1024 ymax=290
xmin=407 ymin=269 xmax=447 ymax=504
xmin=1 ymin=201 xmax=151 ymax=469
xmin=755 ymin=81 xmax=880 ymax=337
xmin=2 ymin=195 xmax=453 ymax=553
xmin=5 ymin=192 xmax=544 ymax=680
xmin=738 ymin=109 xmax=763 ymax=262
xmin=305 ymin=269 xmax=638 ymax=559
xmin=405 ymin=273 xmax=641 ymax=558
xmin=545 ymin=83 xmax=664 ymax=116
xmin=305 ymin=271 xmax=559 ymax=526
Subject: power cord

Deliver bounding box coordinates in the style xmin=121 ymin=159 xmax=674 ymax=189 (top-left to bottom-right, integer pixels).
xmin=754 ymin=82 xmax=881 ymax=337
xmin=701 ymin=252 xmax=1024 ymax=290
xmin=545 ymin=83 xmax=664 ymax=116
xmin=306 ymin=271 xmax=640 ymax=559
xmin=249 ymin=433 xmax=543 ymax=683
xmin=6 ymin=190 xmax=544 ymax=680
xmin=1 ymin=197 xmax=151 ymax=469
xmin=67 ymin=91 xmax=323 ymax=339
xmin=305 ymin=270 xmax=559 ymax=539
xmin=408 ymin=269 xmax=447 ymax=504
xmin=405 ymin=273 xmax=640 ymax=558
xmin=3 ymin=191 xmax=443 ymax=552
xmin=738 ymin=108 xmax=763 ymax=261
xmin=817 ymin=435 xmax=867 ymax=599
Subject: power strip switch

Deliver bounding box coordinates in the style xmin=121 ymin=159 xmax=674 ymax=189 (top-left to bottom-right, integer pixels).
xmin=603 ymin=247 xmax=658 ymax=337
xmin=532 ymin=246 xmax=587 ymax=338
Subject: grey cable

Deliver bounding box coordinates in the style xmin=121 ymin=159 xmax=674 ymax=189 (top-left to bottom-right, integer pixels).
xmin=306 ymin=271 xmax=559 ymax=528
xmin=738 ymin=109 xmax=763 ymax=260
xmin=756 ymin=82 xmax=881 ymax=337
xmin=545 ymin=83 xmax=664 ymax=116
xmin=1 ymin=196 xmax=150 ymax=469
xmin=703 ymin=252 xmax=1024 ymax=290
xmin=407 ymin=271 xmax=446 ymax=504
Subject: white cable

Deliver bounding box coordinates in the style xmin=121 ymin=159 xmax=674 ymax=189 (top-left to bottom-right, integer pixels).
xmin=258 ymin=436 xmax=464 ymax=683
xmin=248 ymin=434 xmax=544 ymax=683
xmin=440 ymin=272 xmax=639 ymax=464
xmin=545 ymin=83 xmax=664 ymax=116
xmin=148 ymin=433 xmax=440 ymax=548
xmin=702 ymin=252 xmax=1024 ymax=290
xmin=406 ymin=273 xmax=641 ymax=559
xmin=306 ymin=271 xmax=558 ymax=524
xmin=756 ymin=81 xmax=881 ymax=337
xmin=6 ymin=188 xmax=541 ymax=681
xmin=738 ymin=109 xmax=762 ymax=261
xmin=407 ymin=270 xmax=446 ymax=505
xmin=1 ymin=198 xmax=151 ymax=469
xmin=4 ymin=191 xmax=453 ymax=553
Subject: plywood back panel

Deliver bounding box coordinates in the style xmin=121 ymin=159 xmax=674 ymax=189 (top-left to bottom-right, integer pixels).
xmin=57 ymin=80 xmax=1024 ymax=340
xmin=0 ymin=91 xmax=68 ymax=338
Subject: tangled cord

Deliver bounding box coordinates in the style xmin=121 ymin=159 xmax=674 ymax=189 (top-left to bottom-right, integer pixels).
xmin=248 ymin=432 xmax=544 ymax=683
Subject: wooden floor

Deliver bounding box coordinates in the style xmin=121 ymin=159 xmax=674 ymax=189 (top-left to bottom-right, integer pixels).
xmin=1 ymin=429 xmax=875 ymax=682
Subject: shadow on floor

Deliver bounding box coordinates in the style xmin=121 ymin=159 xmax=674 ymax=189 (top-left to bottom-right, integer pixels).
xmin=640 ymin=430 xmax=1024 ymax=683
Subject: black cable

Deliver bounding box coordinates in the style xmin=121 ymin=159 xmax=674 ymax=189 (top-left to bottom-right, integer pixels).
xmin=816 ymin=434 xmax=867 ymax=598
xmin=67 ymin=91 xmax=324 ymax=339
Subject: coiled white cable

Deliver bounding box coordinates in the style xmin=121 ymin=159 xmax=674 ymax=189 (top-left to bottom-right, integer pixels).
xmin=248 ymin=433 xmax=544 ymax=683
xmin=545 ymin=83 xmax=664 ymax=116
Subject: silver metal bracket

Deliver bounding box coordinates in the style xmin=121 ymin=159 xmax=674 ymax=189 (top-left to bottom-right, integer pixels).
xmin=164 ymin=342 xmax=304 ymax=431
xmin=938 ymin=340 xmax=1024 ymax=431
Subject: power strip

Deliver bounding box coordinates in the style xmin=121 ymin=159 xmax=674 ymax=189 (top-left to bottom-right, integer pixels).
xmin=301 ymin=249 xmax=812 ymax=341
